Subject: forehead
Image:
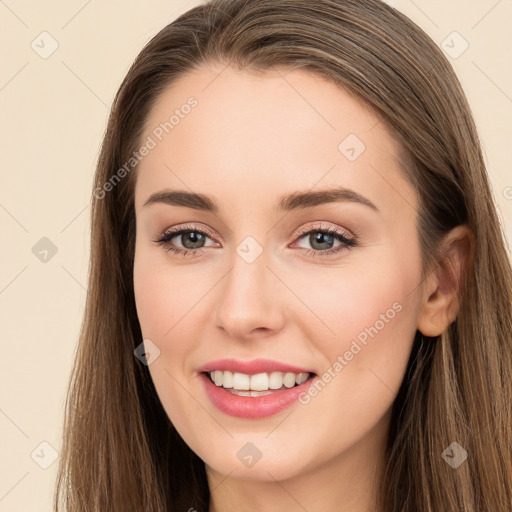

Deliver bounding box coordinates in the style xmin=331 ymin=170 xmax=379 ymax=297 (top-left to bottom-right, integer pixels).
xmin=134 ymin=64 xmax=417 ymax=221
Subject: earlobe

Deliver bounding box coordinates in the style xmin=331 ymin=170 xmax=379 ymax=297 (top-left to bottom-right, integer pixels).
xmin=417 ymin=288 xmax=460 ymax=337
xmin=417 ymin=225 xmax=473 ymax=337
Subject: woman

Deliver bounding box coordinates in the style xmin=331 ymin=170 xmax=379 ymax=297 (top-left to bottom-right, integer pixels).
xmin=53 ymin=0 xmax=512 ymax=510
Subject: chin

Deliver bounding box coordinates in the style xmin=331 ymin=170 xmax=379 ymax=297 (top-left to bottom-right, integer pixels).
xmin=202 ymin=442 xmax=312 ymax=483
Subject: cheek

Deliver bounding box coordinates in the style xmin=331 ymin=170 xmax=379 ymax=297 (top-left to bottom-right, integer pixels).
xmin=133 ymin=254 xmax=204 ymax=431
xmin=133 ymin=247 xmax=203 ymax=339
xmin=133 ymin=266 xmax=174 ymax=339
xmin=133 ymin=250 xmax=216 ymax=390
xmin=287 ymin=255 xmax=418 ymax=348
xmin=294 ymin=253 xmax=420 ymax=415
xmin=278 ymin=264 xmax=419 ymax=462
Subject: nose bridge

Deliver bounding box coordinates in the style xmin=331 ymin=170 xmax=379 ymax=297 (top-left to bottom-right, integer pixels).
xmin=214 ymin=238 xmax=282 ymax=337
xmin=222 ymin=241 xmax=271 ymax=310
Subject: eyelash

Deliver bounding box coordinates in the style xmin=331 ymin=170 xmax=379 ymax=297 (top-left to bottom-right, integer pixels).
xmin=152 ymin=223 xmax=357 ymax=259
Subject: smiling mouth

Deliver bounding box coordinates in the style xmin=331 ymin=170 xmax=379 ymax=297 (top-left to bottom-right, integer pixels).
xmin=203 ymin=370 xmax=316 ymax=396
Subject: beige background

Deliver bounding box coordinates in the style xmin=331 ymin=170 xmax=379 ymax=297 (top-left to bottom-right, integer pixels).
xmin=0 ymin=0 xmax=510 ymax=510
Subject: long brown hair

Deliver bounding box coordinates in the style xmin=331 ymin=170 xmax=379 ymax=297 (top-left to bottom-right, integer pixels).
xmin=53 ymin=0 xmax=512 ymax=510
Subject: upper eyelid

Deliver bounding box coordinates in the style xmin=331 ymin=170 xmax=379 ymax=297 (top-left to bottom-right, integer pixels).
xmin=162 ymin=223 xmax=218 ymax=241
xmin=159 ymin=222 xmax=355 ymax=244
xmin=295 ymin=223 xmax=354 ymax=239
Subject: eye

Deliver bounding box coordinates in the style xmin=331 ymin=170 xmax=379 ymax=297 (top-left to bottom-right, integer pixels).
xmin=292 ymin=223 xmax=357 ymax=258
xmin=152 ymin=224 xmax=219 ymax=257
xmin=153 ymin=222 xmax=357 ymax=258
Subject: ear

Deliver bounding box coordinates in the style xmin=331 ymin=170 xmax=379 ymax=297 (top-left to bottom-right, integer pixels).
xmin=417 ymin=225 xmax=473 ymax=337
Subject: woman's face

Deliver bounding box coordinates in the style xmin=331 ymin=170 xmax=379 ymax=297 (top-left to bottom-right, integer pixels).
xmin=133 ymin=64 xmax=425 ymax=483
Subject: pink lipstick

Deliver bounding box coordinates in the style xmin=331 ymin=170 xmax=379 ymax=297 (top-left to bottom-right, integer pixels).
xmin=197 ymin=358 xmax=317 ymax=418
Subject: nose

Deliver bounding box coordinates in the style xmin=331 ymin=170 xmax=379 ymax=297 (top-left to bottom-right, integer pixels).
xmin=214 ymin=247 xmax=285 ymax=340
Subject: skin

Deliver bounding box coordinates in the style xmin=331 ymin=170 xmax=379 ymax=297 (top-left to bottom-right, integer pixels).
xmin=132 ymin=64 xmax=471 ymax=512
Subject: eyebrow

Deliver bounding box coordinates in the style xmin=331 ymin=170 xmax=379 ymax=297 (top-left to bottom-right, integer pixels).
xmin=143 ymin=186 xmax=378 ymax=213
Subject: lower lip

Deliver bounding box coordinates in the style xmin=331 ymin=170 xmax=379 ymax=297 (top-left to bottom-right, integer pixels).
xmin=200 ymin=372 xmax=316 ymax=418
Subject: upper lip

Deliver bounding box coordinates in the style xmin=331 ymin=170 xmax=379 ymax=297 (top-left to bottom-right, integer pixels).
xmin=197 ymin=358 xmax=315 ymax=375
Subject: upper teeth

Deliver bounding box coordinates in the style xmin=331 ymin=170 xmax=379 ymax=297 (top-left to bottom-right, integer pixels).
xmin=209 ymin=370 xmax=310 ymax=390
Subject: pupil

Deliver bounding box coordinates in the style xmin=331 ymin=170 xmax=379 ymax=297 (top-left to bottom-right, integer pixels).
xmin=311 ymin=232 xmax=333 ymax=250
xmin=183 ymin=232 xmax=205 ymax=249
